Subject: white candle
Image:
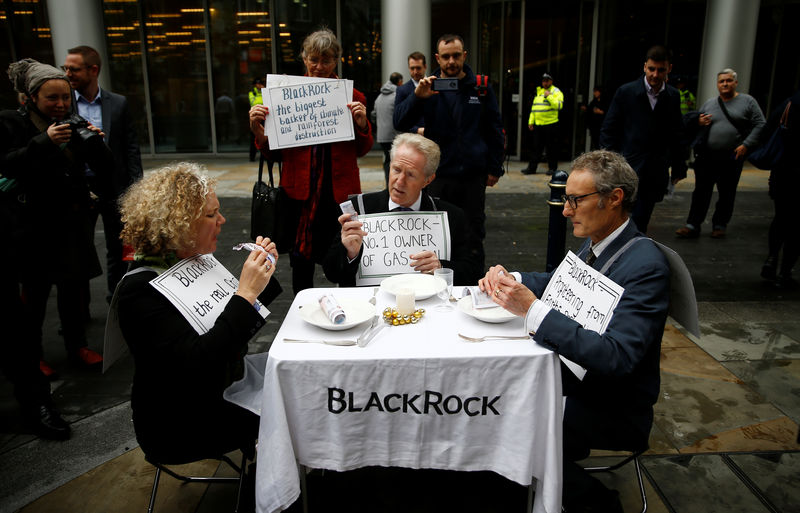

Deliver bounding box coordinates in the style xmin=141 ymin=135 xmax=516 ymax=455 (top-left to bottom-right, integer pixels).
xmin=396 ymin=287 xmax=415 ymax=315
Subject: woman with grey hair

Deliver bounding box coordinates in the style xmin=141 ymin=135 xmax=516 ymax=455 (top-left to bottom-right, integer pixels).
xmin=1 ymin=59 xmax=112 ymax=375
xmin=248 ymin=28 xmax=373 ymax=293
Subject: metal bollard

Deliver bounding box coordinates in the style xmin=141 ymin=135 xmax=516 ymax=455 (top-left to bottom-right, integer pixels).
xmin=545 ymin=170 xmax=569 ymax=272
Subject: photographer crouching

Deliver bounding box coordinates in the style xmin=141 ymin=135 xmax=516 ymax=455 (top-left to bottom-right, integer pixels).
xmin=1 ymin=59 xmax=113 ymax=387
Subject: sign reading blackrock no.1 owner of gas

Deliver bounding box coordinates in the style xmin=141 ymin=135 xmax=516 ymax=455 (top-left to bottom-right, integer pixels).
xmin=355 ymin=210 xmax=451 ymax=286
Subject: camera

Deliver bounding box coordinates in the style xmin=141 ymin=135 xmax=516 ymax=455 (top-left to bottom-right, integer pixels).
xmin=56 ymin=114 xmax=104 ymax=149
xmin=432 ymin=78 xmax=458 ymax=92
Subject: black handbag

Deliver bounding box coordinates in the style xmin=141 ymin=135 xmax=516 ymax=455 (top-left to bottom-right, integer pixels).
xmin=748 ymin=101 xmax=790 ymax=170
xmin=250 ymin=153 xmax=285 ymax=248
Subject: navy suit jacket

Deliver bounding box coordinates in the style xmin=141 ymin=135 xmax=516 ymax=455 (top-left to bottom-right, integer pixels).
xmin=322 ymin=189 xmax=484 ymax=286
xmin=101 ymin=89 xmax=142 ymax=197
xmin=600 ymin=77 xmax=687 ymax=202
xmin=521 ymin=221 xmax=669 ymax=429
xmin=393 ymin=80 xmax=424 ymax=133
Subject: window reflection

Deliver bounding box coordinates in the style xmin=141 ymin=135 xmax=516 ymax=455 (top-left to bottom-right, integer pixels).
xmin=208 ymin=1 xmax=273 ymax=152
xmin=143 ymin=0 xmax=211 ymax=153
xmin=103 ymin=0 xmax=151 ymax=154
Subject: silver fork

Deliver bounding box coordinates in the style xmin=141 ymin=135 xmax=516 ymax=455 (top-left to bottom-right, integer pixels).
xmin=458 ymin=333 xmax=531 ymax=343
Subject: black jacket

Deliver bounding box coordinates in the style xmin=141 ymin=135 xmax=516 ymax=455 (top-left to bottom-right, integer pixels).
xmin=322 ymin=189 xmax=484 ymax=286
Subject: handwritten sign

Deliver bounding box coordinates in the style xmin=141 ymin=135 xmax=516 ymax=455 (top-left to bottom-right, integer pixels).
xmin=355 ymin=211 xmax=451 ymax=286
xmin=149 ymin=254 xmax=269 ymax=334
xmin=539 ymin=251 xmax=624 ymax=380
xmin=262 ymin=76 xmax=353 ymax=149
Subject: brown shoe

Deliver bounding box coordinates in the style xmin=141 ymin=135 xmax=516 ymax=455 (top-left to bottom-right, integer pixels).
xmin=711 ymin=228 xmax=726 ymax=238
xmin=675 ymin=226 xmax=699 ymax=238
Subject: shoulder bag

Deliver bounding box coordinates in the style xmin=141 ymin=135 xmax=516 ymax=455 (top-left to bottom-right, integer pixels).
xmin=250 ymin=153 xmax=287 ymax=250
xmin=748 ymin=101 xmax=790 ymax=170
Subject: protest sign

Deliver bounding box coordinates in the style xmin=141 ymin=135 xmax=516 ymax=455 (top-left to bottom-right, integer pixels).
xmin=539 ymin=251 xmax=625 ymax=379
xmin=355 ymin=211 xmax=451 ymax=286
xmin=261 ymin=75 xmax=354 ymax=149
xmin=149 ymin=254 xmax=269 ymax=334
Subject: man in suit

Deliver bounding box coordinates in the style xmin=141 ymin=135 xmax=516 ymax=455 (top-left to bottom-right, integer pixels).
xmin=64 ymin=46 xmax=142 ymax=352
xmin=480 ymin=150 xmax=670 ymax=513
xmin=393 ymin=51 xmax=427 ymax=135
xmin=323 ymin=133 xmax=483 ymax=287
xmin=600 ymin=45 xmax=687 ymax=233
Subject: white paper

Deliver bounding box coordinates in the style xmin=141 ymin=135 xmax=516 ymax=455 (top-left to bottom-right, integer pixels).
xmin=539 ymin=251 xmax=625 ymax=380
xmin=355 ymin=211 xmax=451 ymax=286
xmin=260 ymin=74 xmax=355 ymax=149
xmin=149 ymin=254 xmax=269 ymax=335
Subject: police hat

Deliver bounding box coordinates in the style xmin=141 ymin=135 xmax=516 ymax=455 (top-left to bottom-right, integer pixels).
xmin=542 ymin=73 xmax=553 ymax=80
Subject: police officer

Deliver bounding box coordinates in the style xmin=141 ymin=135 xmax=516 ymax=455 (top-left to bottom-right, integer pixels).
xmin=523 ymin=73 xmax=564 ymax=175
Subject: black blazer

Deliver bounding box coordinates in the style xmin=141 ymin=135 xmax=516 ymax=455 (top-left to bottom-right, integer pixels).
xmin=600 ymin=77 xmax=687 ymax=202
xmin=322 ymin=189 xmax=484 ymax=286
xmin=100 ymin=89 xmax=142 ymax=197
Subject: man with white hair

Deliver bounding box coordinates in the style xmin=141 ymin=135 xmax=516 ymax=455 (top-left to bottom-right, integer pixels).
xmin=323 ymin=133 xmax=483 ymax=286
xmin=676 ymin=68 xmax=765 ymax=239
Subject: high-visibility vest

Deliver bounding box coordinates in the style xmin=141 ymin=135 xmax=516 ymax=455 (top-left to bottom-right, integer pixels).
xmin=248 ymin=87 xmax=263 ymax=107
xmin=528 ymin=85 xmax=563 ymax=126
xmin=679 ymin=89 xmax=696 ymax=115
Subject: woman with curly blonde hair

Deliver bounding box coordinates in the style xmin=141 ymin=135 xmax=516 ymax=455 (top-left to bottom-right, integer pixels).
xmin=116 ymin=162 xmax=282 ymax=463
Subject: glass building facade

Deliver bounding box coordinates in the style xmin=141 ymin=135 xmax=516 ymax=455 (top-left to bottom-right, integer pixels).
xmin=2 ymin=0 xmax=797 ymax=159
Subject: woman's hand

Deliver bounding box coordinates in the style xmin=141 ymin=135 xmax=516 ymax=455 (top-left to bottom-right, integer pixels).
xmin=249 ymin=105 xmax=270 ymax=145
xmin=46 ymin=122 xmax=72 ymax=145
xmin=348 ymin=101 xmax=368 ymax=131
xmin=87 ymin=123 xmax=105 ymax=138
xmin=235 ymin=235 xmax=278 ymax=304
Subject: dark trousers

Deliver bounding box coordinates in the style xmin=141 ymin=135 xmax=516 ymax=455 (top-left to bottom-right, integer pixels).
xmin=631 ymin=196 xmax=657 ymax=234
xmin=380 ymin=142 xmax=392 ymax=186
xmin=687 ymin=151 xmax=744 ymax=229
xmin=22 ymin=278 xmax=88 ymax=358
xmin=1 ymin=277 xmax=52 ymax=410
xmin=562 ymin=395 xmax=651 ymax=509
xmin=426 ymin=173 xmax=486 ymax=271
xmin=768 ymin=188 xmax=800 ymax=276
xmin=88 ymin=199 xmax=126 ymax=300
xmin=529 ymin=122 xmax=560 ymax=171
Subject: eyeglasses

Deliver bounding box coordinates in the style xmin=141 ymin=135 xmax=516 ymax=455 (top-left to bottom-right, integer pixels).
xmin=646 ymin=66 xmax=668 ymax=73
xmin=305 ymin=56 xmax=336 ymax=66
xmin=61 ymin=65 xmax=86 ymax=73
xmin=561 ymin=191 xmax=601 ymax=209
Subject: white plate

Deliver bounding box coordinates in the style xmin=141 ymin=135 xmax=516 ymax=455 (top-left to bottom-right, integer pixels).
xmin=457 ymin=296 xmax=517 ymax=323
xmin=299 ymin=298 xmax=375 ymax=331
xmin=380 ymin=273 xmax=447 ymax=300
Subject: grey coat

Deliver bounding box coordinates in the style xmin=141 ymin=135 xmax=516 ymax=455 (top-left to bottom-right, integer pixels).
xmin=372 ymin=81 xmax=399 ymax=143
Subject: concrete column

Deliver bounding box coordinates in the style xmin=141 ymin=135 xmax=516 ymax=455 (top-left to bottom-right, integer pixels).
xmin=46 ymin=0 xmax=111 ymax=89
xmin=381 ymin=0 xmax=431 ymax=82
xmin=697 ymin=0 xmax=760 ymax=103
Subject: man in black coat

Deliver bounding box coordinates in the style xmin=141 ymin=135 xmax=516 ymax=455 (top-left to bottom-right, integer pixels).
xmin=64 ymin=45 xmax=142 ymax=303
xmin=323 ymin=133 xmax=483 ymax=287
xmin=600 ymin=45 xmax=687 ymax=233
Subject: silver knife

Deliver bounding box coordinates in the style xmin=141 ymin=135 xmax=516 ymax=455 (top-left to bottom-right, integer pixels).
xmin=283 ymin=338 xmax=357 ymax=346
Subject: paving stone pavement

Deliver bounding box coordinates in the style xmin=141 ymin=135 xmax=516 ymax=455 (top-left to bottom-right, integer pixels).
xmin=1 ymin=153 xmax=798 ymax=513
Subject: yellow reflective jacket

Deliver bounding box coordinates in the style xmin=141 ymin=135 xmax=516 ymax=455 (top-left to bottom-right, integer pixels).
xmin=528 ymin=85 xmax=563 ymax=126
xmin=248 ymin=87 xmax=263 ymax=107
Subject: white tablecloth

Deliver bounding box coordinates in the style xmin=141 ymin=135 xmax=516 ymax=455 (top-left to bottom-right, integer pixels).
xmin=254 ymin=287 xmax=563 ymax=513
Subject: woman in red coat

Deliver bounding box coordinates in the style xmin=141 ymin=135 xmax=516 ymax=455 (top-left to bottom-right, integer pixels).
xmin=249 ymin=28 xmax=373 ymax=293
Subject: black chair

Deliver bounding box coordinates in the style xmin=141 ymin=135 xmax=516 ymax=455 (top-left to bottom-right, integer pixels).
xmin=585 ymin=447 xmax=648 ymax=513
xmin=144 ymin=452 xmax=249 ymax=513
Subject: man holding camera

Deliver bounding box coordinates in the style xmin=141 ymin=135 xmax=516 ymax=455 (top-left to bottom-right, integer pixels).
xmin=394 ymin=34 xmax=504 ymax=269
xmin=64 ymin=46 xmax=142 ymax=311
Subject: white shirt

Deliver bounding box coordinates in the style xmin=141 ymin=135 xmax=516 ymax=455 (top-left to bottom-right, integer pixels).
xmin=521 ymin=219 xmax=631 ymax=334
xmin=74 ymin=88 xmax=103 ymax=131
xmin=643 ymin=76 xmax=664 ymax=110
